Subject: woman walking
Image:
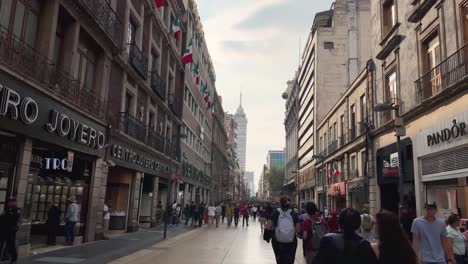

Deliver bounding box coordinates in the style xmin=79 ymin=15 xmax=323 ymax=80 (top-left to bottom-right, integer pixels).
xmin=371 ymin=210 xmax=417 ymax=264
xmin=446 ymin=213 xmax=466 ymax=264
xmin=258 ymin=205 xmax=268 ymax=232
xmin=225 ymin=203 xmax=233 ymax=226
xmin=233 ymin=204 xmax=240 ymax=226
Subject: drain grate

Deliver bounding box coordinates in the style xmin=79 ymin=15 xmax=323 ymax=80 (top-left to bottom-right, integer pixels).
xmin=34 ymin=257 xmax=85 ymax=263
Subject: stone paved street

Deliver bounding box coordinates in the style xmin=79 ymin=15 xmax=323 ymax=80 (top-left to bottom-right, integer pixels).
xmin=16 ymin=221 xmax=305 ymax=264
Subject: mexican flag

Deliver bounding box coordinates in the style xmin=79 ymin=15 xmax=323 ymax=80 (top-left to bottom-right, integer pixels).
xmin=332 ymin=162 xmax=341 ymax=177
xmin=172 ymin=17 xmax=181 ymax=41
xmin=192 ymin=62 xmax=200 ymax=86
xmin=182 ymin=38 xmax=193 ymax=65
xmin=201 ymin=82 xmax=208 ymax=99
xmin=155 ymin=0 xmax=165 ymax=8
xmin=210 ymin=101 xmax=216 ymax=117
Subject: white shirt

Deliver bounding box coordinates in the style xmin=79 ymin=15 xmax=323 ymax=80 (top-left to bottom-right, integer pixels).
xmin=252 ymin=207 xmax=258 ymax=213
xmin=103 ymin=205 xmax=110 ymax=220
xmin=207 ymin=206 xmax=216 ymax=216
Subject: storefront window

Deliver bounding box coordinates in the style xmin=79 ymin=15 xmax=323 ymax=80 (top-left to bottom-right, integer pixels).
xmin=26 ymin=141 xmax=93 ymax=237
xmin=0 ymin=136 xmax=19 ymax=212
xmin=426 ymin=179 xmax=466 ymax=219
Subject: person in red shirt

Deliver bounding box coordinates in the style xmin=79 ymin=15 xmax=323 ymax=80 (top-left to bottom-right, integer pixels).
xmin=303 ymin=202 xmax=329 ymax=264
xmin=327 ymin=210 xmax=339 ymax=233
xmin=241 ymin=203 xmax=249 ymax=227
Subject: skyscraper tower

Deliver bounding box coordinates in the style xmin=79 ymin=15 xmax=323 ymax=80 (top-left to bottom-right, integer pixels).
xmin=235 ymin=92 xmax=247 ymax=172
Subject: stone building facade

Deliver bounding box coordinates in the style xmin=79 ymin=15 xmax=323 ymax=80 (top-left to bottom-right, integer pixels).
xmin=368 ymin=0 xmax=468 ymax=217
xmin=297 ymin=0 xmax=371 ymax=207
xmin=0 ymin=0 xmax=232 ymax=255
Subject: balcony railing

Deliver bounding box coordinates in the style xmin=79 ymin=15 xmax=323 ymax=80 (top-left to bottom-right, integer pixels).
xmin=150 ymin=71 xmax=166 ymax=101
xmin=349 ymin=126 xmax=357 ymax=141
xmin=119 ymin=112 xmax=147 ymax=143
xmin=147 ymin=128 xmax=165 ymax=153
xmin=78 ymin=0 xmax=123 ymax=47
xmin=328 ymin=140 xmax=338 ymax=154
xmin=127 ymin=43 xmax=148 ymax=79
xmin=349 ymin=169 xmax=359 ymax=180
xmin=416 ymin=43 xmax=468 ymax=104
xmin=0 ymin=25 xmax=107 ymax=119
xmin=339 ymin=134 xmax=347 ymax=147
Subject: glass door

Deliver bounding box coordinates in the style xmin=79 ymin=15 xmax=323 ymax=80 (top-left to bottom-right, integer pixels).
xmin=0 ymin=163 xmax=13 ymax=212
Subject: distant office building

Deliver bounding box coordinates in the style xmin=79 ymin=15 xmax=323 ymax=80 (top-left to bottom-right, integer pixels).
xmin=235 ymin=93 xmax=247 ymax=172
xmin=245 ymin=171 xmax=255 ymax=198
xmin=267 ymin=150 xmax=286 ymax=170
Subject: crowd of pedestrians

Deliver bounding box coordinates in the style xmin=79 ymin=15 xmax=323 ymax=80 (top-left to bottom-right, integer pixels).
xmin=260 ymin=196 xmax=468 ymax=264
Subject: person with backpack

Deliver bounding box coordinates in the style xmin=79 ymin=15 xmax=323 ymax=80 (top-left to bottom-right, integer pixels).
xmin=313 ymin=208 xmax=377 ymax=264
xmin=265 ymin=196 xmax=301 ymax=264
xmin=302 ymin=202 xmax=329 ymax=264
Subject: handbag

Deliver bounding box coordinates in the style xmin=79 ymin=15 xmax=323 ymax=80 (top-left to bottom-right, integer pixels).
xmin=263 ymin=229 xmax=273 ymax=243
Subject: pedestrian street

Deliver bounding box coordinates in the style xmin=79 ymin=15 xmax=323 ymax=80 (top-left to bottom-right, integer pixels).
xmin=110 ymin=220 xmax=305 ymax=264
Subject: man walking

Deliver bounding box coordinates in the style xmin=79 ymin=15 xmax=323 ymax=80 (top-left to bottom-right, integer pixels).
xmin=65 ymin=196 xmax=79 ymax=245
xmin=226 ymin=203 xmax=233 ymax=227
xmin=198 ymin=203 xmax=205 ymax=227
xmin=185 ymin=202 xmax=194 ymax=226
xmin=103 ymin=202 xmax=110 ymax=239
xmin=0 ymin=197 xmax=20 ymax=264
xmin=234 ymin=204 xmax=240 ymax=226
xmin=412 ymin=201 xmax=453 ymax=264
xmin=252 ymin=205 xmax=258 ymax=222
xmin=221 ymin=203 xmax=226 ymax=223
xmin=207 ymin=203 xmax=216 ymax=228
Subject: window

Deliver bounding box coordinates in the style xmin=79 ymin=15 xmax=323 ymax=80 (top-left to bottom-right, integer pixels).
xmin=340 ymin=115 xmax=344 ymax=142
xmin=0 ymin=0 xmax=40 ymax=47
xmin=360 ymin=94 xmax=366 ymax=124
xmin=333 ymin=122 xmax=337 ymax=140
xmin=124 ymin=93 xmax=133 ymax=113
xmin=423 ymin=34 xmax=441 ymax=98
xmin=150 ymin=51 xmax=159 ymax=74
xmin=127 ymin=19 xmax=137 ymax=44
xmin=324 ymin=42 xmax=334 ymax=50
xmin=382 ymin=0 xmax=397 ymax=35
xmin=77 ymin=35 xmax=97 ymax=90
xmin=149 ymin=111 xmax=155 ymax=129
xmin=350 ymin=155 xmax=357 ymax=177
xmin=350 ymin=104 xmax=356 ymax=137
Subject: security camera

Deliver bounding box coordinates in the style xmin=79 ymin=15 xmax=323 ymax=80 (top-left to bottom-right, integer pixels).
xmin=105 ymin=160 xmax=116 ymax=167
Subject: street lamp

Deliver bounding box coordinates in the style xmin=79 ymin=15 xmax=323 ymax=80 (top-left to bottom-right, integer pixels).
xmin=373 ymin=101 xmax=405 ymax=213
xmin=163 ymin=132 xmax=186 ymax=239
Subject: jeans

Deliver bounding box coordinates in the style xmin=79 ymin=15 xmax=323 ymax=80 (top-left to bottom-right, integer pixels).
xmin=234 ymin=215 xmax=239 ymax=225
xmin=227 ymin=216 xmax=233 ymax=226
xmin=65 ymin=221 xmax=76 ymax=243
xmin=454 ymin=254 xmax=465 ymax=264
xmin=0 ymin=233 xmax=17 ymax=262
xmin=272 ymin=240 xmax=297 ymax=264
xmin=243 ymin=215 xmax=249 ymax=226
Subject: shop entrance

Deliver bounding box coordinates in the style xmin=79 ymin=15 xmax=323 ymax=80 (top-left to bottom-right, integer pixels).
xmin=380 ymin=183 xmax=399 ymax=214
xmin=139 ymin=175 xmax=155 ymax=228
xmin=0 ymin=136 xmax=19 ymax=212
xmin=27 ymin=142 xmax=93 ymax=249
xmin=105 ymin=167 xmax=133 ymax=232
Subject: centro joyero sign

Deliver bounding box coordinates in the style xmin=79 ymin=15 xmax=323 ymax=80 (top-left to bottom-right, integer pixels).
xmin=0 ymin=83 xmax=106 ymax=150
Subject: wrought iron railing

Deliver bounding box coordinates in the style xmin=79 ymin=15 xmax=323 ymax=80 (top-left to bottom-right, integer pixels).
xmin=119 ymin=112 xmax=147 ymax=143
xmin=127 ymin=43 xmax=148 ymax=79
xmin=328 ymin=140 xmax=338 ymax=154
xmin=78 ymin=0 xmax=123 ymax=47
xmin=349 ymin=126 xmax=357 ymax=141
xmin=416 ymin=42 xmax=468 ymax=104
xmin=339 ymin=134 xmax=347 ymax=147
xmin=150 ymin=71 xmax=166 ymax=100
xmin=147 ymin=128 xmax=165 ymax=153
xmin=0 ymin=25 xmax=107 ymax=119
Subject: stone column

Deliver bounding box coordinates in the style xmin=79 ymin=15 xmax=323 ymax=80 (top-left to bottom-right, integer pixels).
xmin=150 ymin=177 xmax=160 ymax=227
xmin=85 ymin=158 xmax=108 ymax=242
xmin=127 ymin=172 xmax=143 ymax=232
xmin=15 ymin=138 xmax=32 ymax=256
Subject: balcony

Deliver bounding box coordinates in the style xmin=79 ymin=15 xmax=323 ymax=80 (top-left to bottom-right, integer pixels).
xmin=339 ymin=134 xmax=347 ymax=147
xmin=78 ymin=0 xmax=123 ymax=48
xmin=127 ymin=43 xmax=148 ymax=79
xmin=415 ymin=43 xmax=468 ymax=105
xmin=169 ymin=94 xmax=181 ymax=116
xmin=349 ymin=126 xmax=357 ymax=141
xmin=147 ymin=128 xmax=165 ymax=153
xmin=328 ymin=140 xmax=338 ymax=154
xmin=0 ymin=26 xmax=106 ymax=119
xmin=150 ymin=71 xmax=166 ymax=101
xmin=119 ymin=112 xmax=147 ymax=143
xmin=359 ymin=122 xmax=366 ymax=136
xmin=408 ymin=0 xmax=437 ymax=23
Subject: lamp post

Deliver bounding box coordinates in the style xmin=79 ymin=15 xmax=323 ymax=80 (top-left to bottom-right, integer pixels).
xmin=373 ymin=102 xmax=405 ymax=213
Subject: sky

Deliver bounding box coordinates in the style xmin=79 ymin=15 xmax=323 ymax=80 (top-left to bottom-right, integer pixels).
xmin=196 ymin=0 xmax=334 ymax=191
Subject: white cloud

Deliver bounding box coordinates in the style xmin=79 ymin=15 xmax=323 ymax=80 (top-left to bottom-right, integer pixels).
xmin=196 ymin=0 xmax=333 ymax=191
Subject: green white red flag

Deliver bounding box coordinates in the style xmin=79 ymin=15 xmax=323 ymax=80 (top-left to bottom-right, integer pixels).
xmin=192 ymin=62 xmax=200 ymax=86
xmin=210 ymin=101 xmax=216 ymax=117
xmin=182 ymin=38 xmax=193 ymax=65
xmin=172 ymin=17 xmax=181 ymax=41
xmin=332 ymin=162 xmax=341 ymax=177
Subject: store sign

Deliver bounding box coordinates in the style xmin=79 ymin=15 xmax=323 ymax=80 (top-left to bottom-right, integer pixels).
xmin=427 ymin=120 xmax=467 ymax=147
xmin=46 ymin=110 xmax=105 ymax=149
xmin=43 ymin=158 xmax=73 ymax=172
xmin=111 ymin=145 xmax=171 ymax=174
xmin=348 ymin=179 xmax=365 ymax=192
xmin=382 ymin=152 xmax=399 ymax=177
xmin=328 ymin=182 xmax=345 ymax=196
xmin=0 ymin=83 xmax=106 ymax=150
